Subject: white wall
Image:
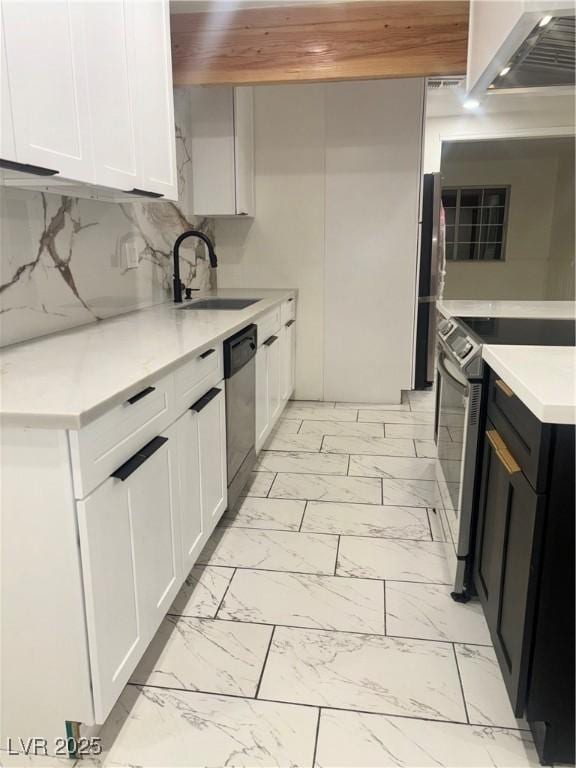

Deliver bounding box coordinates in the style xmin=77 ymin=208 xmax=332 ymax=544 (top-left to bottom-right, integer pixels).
xmin=442 ymin=137 xmax=575 ymax=301
xmin=424 ymin=90 xmax=575 ymax=173
xmin=216 ymin=79 xmax=424 ymax=403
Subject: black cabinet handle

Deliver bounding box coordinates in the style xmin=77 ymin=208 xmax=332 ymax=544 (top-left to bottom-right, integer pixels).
xmin=285 ymin=319 xmax=295 ymax=327
xmin=124 ymin=188 xmax=164 ymax=198
xmin=263 ymin=335 xmax=278 ymax=346
xmin=0 ymin=158 xmax=58 ymax=176
xmin=200 ymin=348 xmax=215 ymax=360
xmin=190 ymin=387 xmax=221 ymax=413
xmin=126 ymin=386 xmax=156 ymax=405
xmin=111 ymin=436 xmax=168 ymax=481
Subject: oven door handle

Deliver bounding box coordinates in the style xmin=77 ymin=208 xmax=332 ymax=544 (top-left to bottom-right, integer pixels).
xmin=437 ymin=352 xmax=469 ymax=397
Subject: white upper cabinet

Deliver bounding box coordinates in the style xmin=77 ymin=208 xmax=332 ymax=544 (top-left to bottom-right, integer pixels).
xmin=130 ymin=0 xmax=178 ymax=199
xmin=2 ymin=0 xmax=93 ymax=181
xmin=0 ymin=0 xmax=177 ymax=199
xmin=82 ymin=0 xmax=139 ymax=190
xmin=188 ymin=86 xmax=255 ymax=216
xmin=0 ymin=3 xmax=16 ymax=163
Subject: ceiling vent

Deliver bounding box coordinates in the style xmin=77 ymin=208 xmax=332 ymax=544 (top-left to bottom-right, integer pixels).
xmin=427 ymin=77 xmax=465 ymax=91
xmin=492 ymin=15 xmax=575 ymax=89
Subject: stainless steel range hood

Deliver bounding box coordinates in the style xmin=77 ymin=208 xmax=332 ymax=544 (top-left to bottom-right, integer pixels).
xmin=491 ymin=15 xmax=575 ymax=89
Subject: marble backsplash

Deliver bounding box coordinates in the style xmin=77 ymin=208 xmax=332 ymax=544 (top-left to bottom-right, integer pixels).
xmin=0 ymin=91 xmax=214 ymax=348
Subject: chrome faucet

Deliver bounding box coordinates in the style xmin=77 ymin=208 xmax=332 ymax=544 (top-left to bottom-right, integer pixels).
xmin=173 ymin=230 xmax=218 ymax=303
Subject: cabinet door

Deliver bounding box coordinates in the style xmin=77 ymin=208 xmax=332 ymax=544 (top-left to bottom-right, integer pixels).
xmin=177 ymin=409 xmax=204 ymax=572
xmin=474 ymin=423 xmax=544 ymax=715
xmin=234 ymin=87 xmax=255 ymax=216
xmin=130 ymin=0 xmax=177 ymax=199
xmin=256 ymin=346 xmax=270 ymax=452
xmin=81 ymin=0 xmax=139 ymax=190
xmin=0 ymin=4 xmax=16 ymax=162
xmin=268 ymin=335 xmax=282 ymax=426
xmin=77 ymin=430 xmax=180 ymax=723
xmin=197 ymin=387 xmax=228 ymax=533
xmin=2 ymin=0 xmax=93 ymax=180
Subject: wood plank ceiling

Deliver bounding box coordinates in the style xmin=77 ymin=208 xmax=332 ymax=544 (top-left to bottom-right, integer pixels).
xmin=171 ymin=1 xmax=469 ymax=86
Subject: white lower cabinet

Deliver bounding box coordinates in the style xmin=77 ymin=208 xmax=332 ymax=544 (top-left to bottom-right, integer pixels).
xmin=77 ymin=423 xmax=181 ymax=723
xmin=176 ymin=409 xmax=204 ymax=573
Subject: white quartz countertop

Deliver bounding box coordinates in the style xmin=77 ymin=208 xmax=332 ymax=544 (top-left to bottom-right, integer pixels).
xmin=438 ymin=299 xmax=576 ymax=320
xmin=0 ymin=289 xmax=296 ymax=430
xmin=482 ymin=345 xmax=576 ymax=424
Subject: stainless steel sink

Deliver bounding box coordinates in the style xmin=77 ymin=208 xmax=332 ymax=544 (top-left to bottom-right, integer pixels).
xmin=178 ymin=298 xmax=260 ymax=310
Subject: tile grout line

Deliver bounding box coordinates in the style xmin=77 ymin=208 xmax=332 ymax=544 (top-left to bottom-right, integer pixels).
xmin=346 ymin=454 xmax=351 ymax=476
xmin=426 ymin=508 xmax=435 ymax=541
xmin=265 ymin=472 xmax=278 ymax=498
xmin=383 ymin=580 xmax=387 ymax=635
xmin=333 ymin=535 xmax=340 ymax=576
xmin=254 ymin=625 xmax=276 ymax=699
xmin=244 ymin=494 xmax=434 ymax=509
xmin=126 ymin=681 xmax=527 ymax=732
xmin=298 ymin=501 xmax=308 ymax=532
xmin=311 ymin=707 xmax=322 ymax=767
xmin=213 ymin=567 xmax=236 ymax=619
xmin=452 ymin=642 xmax=471 ymax=725
xmin=216 ymin=525 xmax=445 ymax=544
xmin=155 ymin=611 xmax=496 ymax=648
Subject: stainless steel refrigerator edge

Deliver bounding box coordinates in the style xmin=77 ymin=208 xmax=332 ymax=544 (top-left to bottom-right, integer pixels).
xmin=414 ymin=173 xmax=445 ymax=389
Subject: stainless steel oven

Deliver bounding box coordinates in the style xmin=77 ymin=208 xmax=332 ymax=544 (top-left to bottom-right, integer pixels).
xmin=435 ymin=319 xmax=483 ymax=601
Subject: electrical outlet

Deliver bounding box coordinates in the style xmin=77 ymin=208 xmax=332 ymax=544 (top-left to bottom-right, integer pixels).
xmin=125 ymin=242 xmax=140 ymax=269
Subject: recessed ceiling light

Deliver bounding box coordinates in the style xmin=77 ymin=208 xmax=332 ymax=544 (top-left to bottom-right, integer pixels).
xmin=539 ymin=15 xmax=552 ymax=27
xmin=463 ymin=99 xmax=480 ymax=110
xmin=499 ymin=66 xmax=511 ymax=76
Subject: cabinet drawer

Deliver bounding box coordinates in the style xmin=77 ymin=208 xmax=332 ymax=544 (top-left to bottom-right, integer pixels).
xmin=257 ymin=308 xmax=281 ymax=347
xmin=487 ymin=371 xmax=550 ymax=492
xmin=280 ymin=297 xmax=296 ymax=325
xmin=69 ymin=373 xmax=174 ymax=498
xmin=174 ymin=345 xmax=223 ymax=414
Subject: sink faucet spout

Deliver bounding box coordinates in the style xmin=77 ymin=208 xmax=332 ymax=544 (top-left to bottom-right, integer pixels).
xmin=173 ymin=230 xmax=218 ymax=303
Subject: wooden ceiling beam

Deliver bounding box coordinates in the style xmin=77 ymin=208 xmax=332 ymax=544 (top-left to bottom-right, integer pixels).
xmin=171 ymin=1 xmax=469 ymax=86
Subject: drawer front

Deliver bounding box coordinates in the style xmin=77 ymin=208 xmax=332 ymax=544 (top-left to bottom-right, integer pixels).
xmin=280 ymin=297 xmax=296 ymax=324
xmin=257 ymin=308 xmax=281 ymax=347
xmin=174 ymin=345 xmax=223 ymax=414
xmin=487 ymin=371 xmax=550 ymax=492
xmin=69 ymin=373 xmax=174 ymax=499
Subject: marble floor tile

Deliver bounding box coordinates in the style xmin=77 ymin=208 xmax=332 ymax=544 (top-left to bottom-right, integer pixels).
xmin=301 ymin=501 xmax=430 ymax=540
xmin=169 ymin=565 xmax=235 ymax=619
xmin=198 ymin=527 xmax=338 ymax=575
xmin=335 ymin=401 xmax=410 ymax=411
xmin=269 ymin=473 xmax=381 ymax=504
xmin=130 ymin=616 xmax=272 ymax=697
xmin=381 ymin=478 xmax=440 ymax=507
xmin=427 ymin=507 xmax=450 ymax=542
xmin=299 ymin=420 xmax=384 ymax=437
xmin=220 ymin=497 xmax=305 ymax=531
xmin=349 ymin=455 xmax=436 ymax=480
xmin=271 ymin=419 xmax=302 ymax=435
xmin=416 ymin=440 xmax=462 ymax=460
xmin=241 ymin=471 xmax=275 ymax=497
xmin=263 ymin=433 xmax=322 ymax=452
xmin=455 ymin=644 xmax=530 ymax=730
xmin=386 ymin=423 xmax=451 ymax=440
xmin=284 ymin=406 xmax=358 ymax=422
xmin=255 ymin=451 xmax=348 ymax=475
xmin=338 ymin=537 xmax=456 ymax=584
xmin=358 ymin=410 xmax=435 ymax=425
xmin=315 ymin=709 xmax=540 ymax=767
xmin=386 ymin=582 xmax=491 ymax=644
xmin=258 ymin=627 xmax=466 ymax=722
xmin=97 ymin=686 xmax=317 ymax=767
xmin=322 ymin=435 xmax=415 ymax=457
xmin=449 ymin=426 xmax=464 ymax=442
xmin=439 ymin=459 xmax=463 ymax=483
xmin=219 ymin=569 xmax=385 ymax=634
xmin=0 ymin=754 xmax=76 ymax=766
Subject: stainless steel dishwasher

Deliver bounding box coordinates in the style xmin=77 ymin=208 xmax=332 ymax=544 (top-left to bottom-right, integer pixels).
xmin=224 ymin=324 xmax=258 ymax=510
